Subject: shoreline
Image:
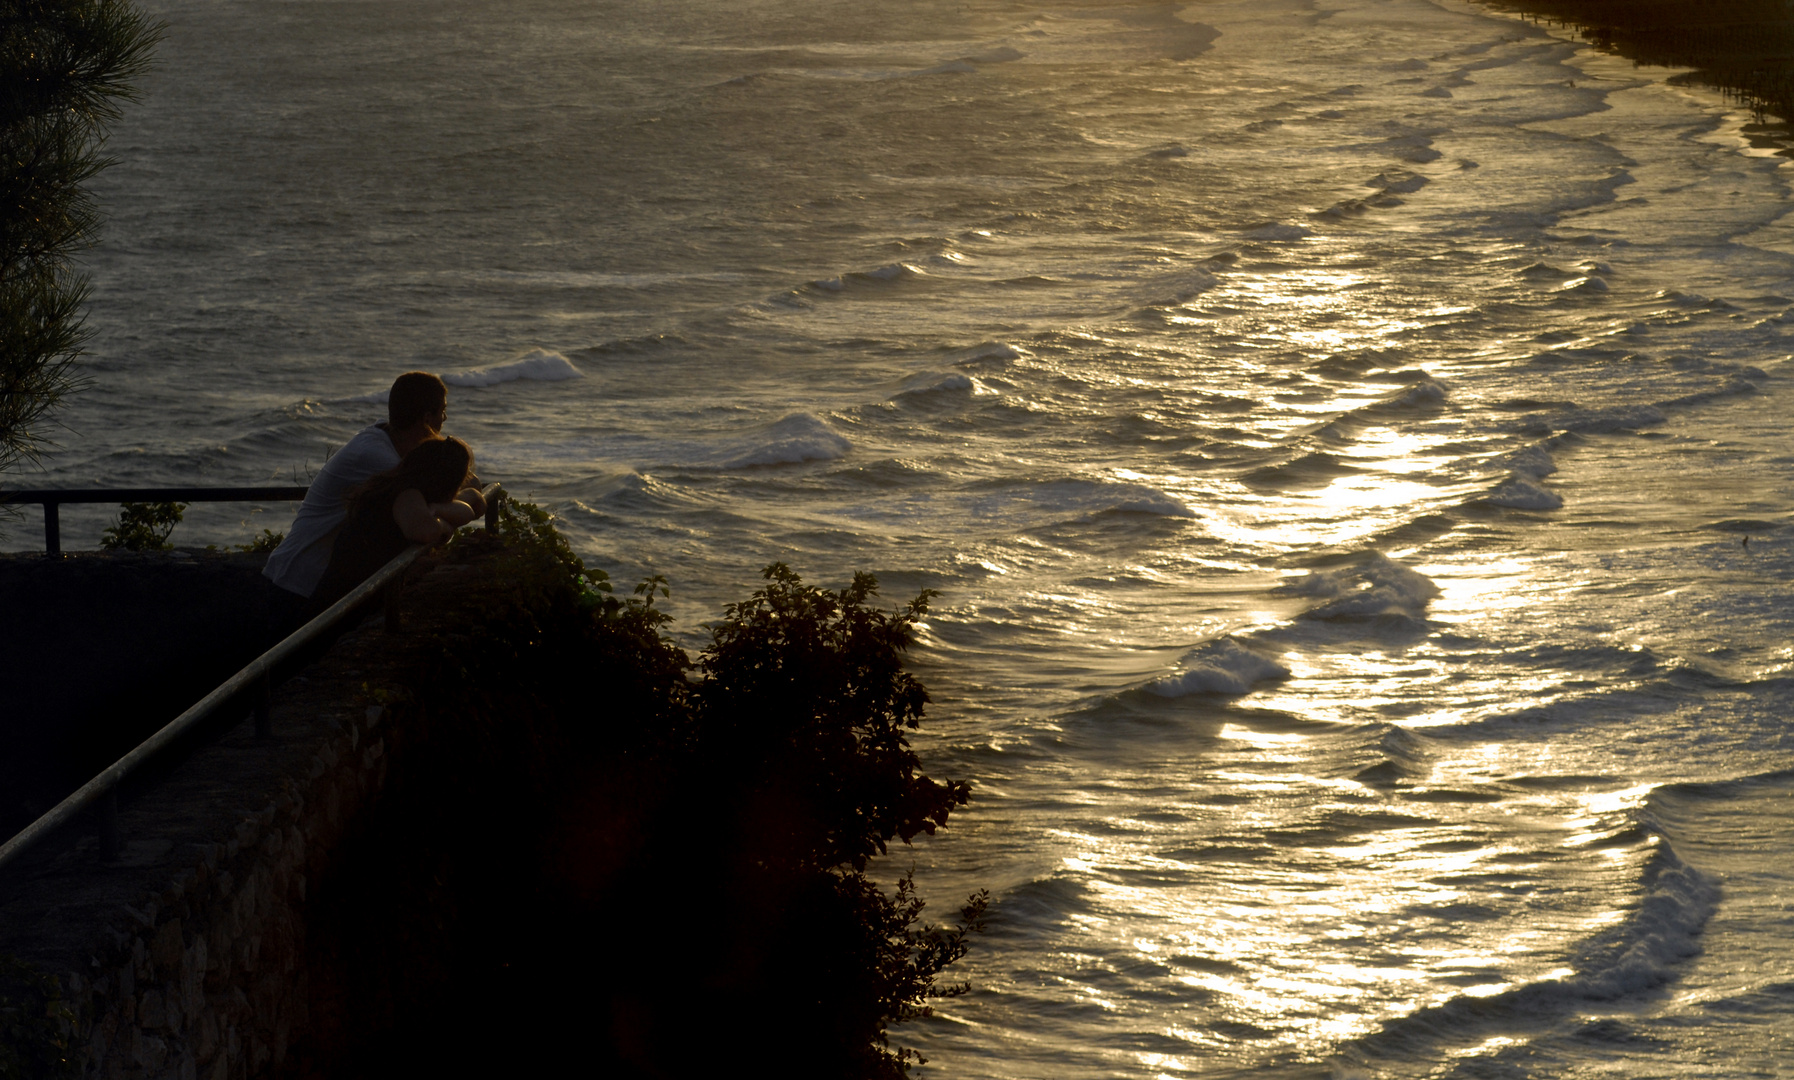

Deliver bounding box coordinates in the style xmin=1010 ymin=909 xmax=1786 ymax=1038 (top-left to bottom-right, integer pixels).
xmin=1476 ymin=0 xmax=1794 ymax=130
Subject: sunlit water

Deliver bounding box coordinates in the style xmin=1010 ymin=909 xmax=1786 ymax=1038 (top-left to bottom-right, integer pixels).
xmin=13 ymin=0 xmax=1794 ymax=1074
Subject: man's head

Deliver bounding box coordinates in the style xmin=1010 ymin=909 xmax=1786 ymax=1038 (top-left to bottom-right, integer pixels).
xmin=388 ymin=371 xmax=448 ymax=436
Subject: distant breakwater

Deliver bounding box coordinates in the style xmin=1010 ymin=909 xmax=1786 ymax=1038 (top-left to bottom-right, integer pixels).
xmin=1484 ymin=0 xmax=1794 ymax=126
xmin=0 ymin=507 xmax=980 ymax=1077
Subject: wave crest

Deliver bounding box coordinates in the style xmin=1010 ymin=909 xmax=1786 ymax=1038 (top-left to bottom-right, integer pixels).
xmin=1283 ymin=553 xmax=1439 ymax=620
xmin=444 ymin=348 xmax=584 ymax=388
xmin=723 ymin=413 xmax=851 ymax=468
xmin=1486 ymin=474 xmax=1564 ymax=510
xmin=1147 ymin=638 xmax=1290 ymax=697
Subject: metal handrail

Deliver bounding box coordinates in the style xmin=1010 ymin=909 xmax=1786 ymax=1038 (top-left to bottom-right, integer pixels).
xmin=1 ymin=486 xmax=310 ymax=555
xmin=0 ymin=482 xmax=505 ymax=875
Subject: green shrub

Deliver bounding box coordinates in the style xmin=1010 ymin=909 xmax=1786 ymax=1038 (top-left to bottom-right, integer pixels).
xmin=235 ymin=527 xmax=283 ymax=553
xmin=99 ymin=500 xmax=183 ymax=550
xmin=697 ymin=563 xmax=968 ymax=874
xmin=436 ymin=499 xmax=983 ymax=1074
xmin=687 ymin=564 xmax=981 ymax=1075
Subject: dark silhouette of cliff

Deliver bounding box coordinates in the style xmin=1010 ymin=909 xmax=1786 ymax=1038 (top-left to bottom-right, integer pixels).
xmin=1484 ymin=0 xmax=1794 ymax=126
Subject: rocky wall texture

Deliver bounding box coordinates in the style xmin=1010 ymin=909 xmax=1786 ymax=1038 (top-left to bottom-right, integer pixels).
xmin=0 ymin=555 xmax=485 ymax=1080
xmin=69 ymin=702 xmax=392 ymax=1080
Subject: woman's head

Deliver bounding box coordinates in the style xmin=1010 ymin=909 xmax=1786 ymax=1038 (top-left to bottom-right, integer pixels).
xmin=384 ymin=435 xmax=473 ymax=503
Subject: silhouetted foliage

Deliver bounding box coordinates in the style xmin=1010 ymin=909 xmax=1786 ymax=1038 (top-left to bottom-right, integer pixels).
xmin=411 ymin=501 xmax=984 ymax=1076
xmin=0 ymin=0 xmax=159 ymax=479
xmin=681 ymin=563 xmax=982 ymax=1076
xmin=234 ymin=527 xmax=283 ymax=553
xmin=696 ymin=563 xmax=969 ymax=874
xmin=99 ymin=498 xmax=182 ymax=550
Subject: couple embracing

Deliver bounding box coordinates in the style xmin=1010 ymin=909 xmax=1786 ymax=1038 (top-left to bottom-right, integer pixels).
xmin=263 ymin=371 xmax=485 ymax=616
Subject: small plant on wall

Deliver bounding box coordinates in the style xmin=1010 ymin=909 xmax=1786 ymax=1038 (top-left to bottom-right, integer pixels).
xmin=100 ymin=500 xmax=185 ymax=551
xmin=235 ymin=528 xmax=284 ymax=554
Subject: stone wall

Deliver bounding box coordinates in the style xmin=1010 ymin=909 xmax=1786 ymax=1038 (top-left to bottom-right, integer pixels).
xmin=0 ymin=556 xmax=488 ymax=1080
xmin=72 ymin=703 xmax=391 ymax=1080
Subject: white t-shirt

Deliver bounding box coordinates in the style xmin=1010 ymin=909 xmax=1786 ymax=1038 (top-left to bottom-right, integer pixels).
xmin=263 ymin=424 xmax=402 ymax=597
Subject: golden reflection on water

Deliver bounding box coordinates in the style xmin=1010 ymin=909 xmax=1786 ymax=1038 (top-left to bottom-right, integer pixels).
xmin=1173 ymin=269 xmax=1431 ymax=355
xmin=1426 ymin=554 xmax=1550 ymax=623
xmin=1024 ymin=744 xmax=1674 ymax=1065
xmin=1027 ymin=779 xmax=1601 ymax=1057
xmin=934 ymin=415 xmax=1684 ymax=1069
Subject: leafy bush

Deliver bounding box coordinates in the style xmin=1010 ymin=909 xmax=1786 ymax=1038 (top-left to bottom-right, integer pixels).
xmin=696 ymin=564 xmax=969 ymax=873
xmin=447 ymin=496 xmax=689 ymax=743
xmin=683 ymin=564 xmax=982 ymax=1076
xmin=235 ymin=527 xmax=283 ymax=553
xmin=99 ymin=500 xmax=183 ymax=550
xmin=780 ymin=870 xmax=988 ymax=1077
xmin=443 ymin=499 xmax=983 ymax=1074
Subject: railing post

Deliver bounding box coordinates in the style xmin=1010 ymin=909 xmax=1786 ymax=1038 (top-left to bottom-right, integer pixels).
xmin=254 ymin=668 xmax=272 ymax=740
xmin=0 ymin=537 xmax=431 ymax=878
xmin=99 ymin=790 xmax=120 ymax=861
xmin=44 ymin=500 xmax=60 ymax=556
xmin=384 ymin=576 xmax=404 ymax=634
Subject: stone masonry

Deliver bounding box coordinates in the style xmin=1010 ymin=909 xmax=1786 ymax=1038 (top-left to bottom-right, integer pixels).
xmin=0 ymin=556 xmax=481 ymax=1079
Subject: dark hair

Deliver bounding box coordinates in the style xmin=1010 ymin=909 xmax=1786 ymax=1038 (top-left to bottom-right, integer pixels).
xmin=354 ymin=436 xmax=472 ymax=511
xmin=388 ymin=371 xmax=447 ymax=431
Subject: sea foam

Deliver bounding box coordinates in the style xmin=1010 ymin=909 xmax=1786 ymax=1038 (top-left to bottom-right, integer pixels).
xmin=895 ymin=372 xmax=980 ymax=400
xmin=1074 ymin=481 xmax=1194 ymax=518
xmin=1501 ymin=444 xmax=1558 ymax=477
xmin=857 ymin=262 xmax=926 ymax=282
xmin=444 ymin=349 xmax=584 ymax=388
xmin=1147 ymin=638 xmax=1290 ymax=697
xmin=1559 ymin=275 xmax=1610 ymax=294
xmin=1381 ymin=379 xmax=1446 ymax=409
xmin=1368 ymin=170 xmax=1428 ymax=194
xmin=1244 ymin=223 xmax=1314 ymax=242
xmin=1341 ymin=842 xmax=1716 ymax=1061
xmin=954 ymin=342 xmax=1025 ymax=367
xmin=723 ymin=413 xmax=851 ymax=468
xmin=1284 ymin=553 xmax=1440 ymax=620
xmin=1486 ymin=474 xmax=1564 ymax=510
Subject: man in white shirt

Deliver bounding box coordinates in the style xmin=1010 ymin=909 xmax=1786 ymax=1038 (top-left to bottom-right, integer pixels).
xmin=263 ymin=371 xmax=481 ymax=599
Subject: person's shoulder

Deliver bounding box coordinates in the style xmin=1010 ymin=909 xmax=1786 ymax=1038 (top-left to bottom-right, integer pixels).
xmin=342 ymin=423 xmax=401 ymax=462
xmin=314 ymin=423 xmax=399 ymax=485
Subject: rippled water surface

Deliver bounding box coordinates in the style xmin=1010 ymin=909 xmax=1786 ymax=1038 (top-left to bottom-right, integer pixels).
xmin=16 ymin=0 xmax=1794 ymax=1074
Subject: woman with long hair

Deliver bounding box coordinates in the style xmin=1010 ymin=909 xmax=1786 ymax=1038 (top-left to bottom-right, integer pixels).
xmin=308 ymin=436 xmax=479 ymax=613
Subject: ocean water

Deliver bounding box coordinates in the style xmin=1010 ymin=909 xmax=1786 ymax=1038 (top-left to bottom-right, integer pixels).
xmin=14 ymin=0 xmax=1794 ymax=1074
